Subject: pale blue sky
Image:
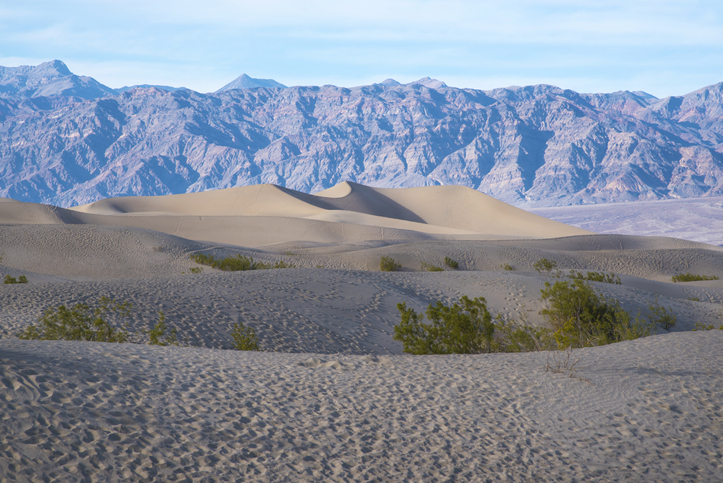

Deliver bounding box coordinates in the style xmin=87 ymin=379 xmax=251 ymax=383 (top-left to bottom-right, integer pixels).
xmin=1 ymin=0 xmax=722 ymax=97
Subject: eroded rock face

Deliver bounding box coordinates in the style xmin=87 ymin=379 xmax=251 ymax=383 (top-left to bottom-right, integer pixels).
xmin=1 ymin=61 xmax=722 ymax=207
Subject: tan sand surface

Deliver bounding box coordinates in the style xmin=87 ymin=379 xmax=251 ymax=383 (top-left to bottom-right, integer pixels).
xmin=1 ymin=182 xmax=723 ymax=480
xmin=0 ymin=332 xmax=721 ymax=481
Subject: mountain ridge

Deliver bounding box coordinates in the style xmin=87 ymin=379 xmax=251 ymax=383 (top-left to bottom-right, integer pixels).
xmin=1 ymin=60 xmax=722 ymax=208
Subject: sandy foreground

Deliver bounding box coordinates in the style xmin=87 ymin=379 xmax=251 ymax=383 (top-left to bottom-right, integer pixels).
xmin=1 ymin=182 xmax=723 ymax=481
xmin=1 ymin=333 xmax=721 ymax=482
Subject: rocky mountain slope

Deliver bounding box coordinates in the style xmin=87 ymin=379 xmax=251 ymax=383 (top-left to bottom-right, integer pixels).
xmin=1 ymin=60 xmax=722 ymax=207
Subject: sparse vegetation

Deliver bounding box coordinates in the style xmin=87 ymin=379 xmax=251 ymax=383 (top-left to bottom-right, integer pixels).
xmin=380 ymin=256 xmax=401 ymax=272
xmin=420 ymin=261 xmax=444 ymax=272
xmin=502 ymin=263 xmax=514 ymax=271
xmin=4 ymin=275 xmax=28 ymax=284
xmin=190 ymin=253 xmax=295 ymax=271
xmin=17 ymin=298 xmax=187 ymax=346
xmin=693 ymin=323 xmax=723 ymax=331
xmin=688 ymin=297 xmax=701 ymax=302
xmin=189 ymin=267 xmax=203 ymax=274
xmin=672 ymin=273 xmax=720 ymax=283
xmin=231 ymin=322 xmax=259 ymax=351
xmin=567 ymin=269 xmax=621 ymax=284
xmin=444 ymin=257 xmax=458 ymax=269
xmin=146 ymin=311 xmax=179 ymax=346
xmin=540 ymin=279 xmax=652 ymax=348
xmin=647 ymin=299 xmax=677 ymax=331
xmin=17 ymin=297 xmax=132 ymax=343
xmin=394 ymin=296 xmax=495 ymax=354
xmin=533 ymin=258 xmax=557 ymax=276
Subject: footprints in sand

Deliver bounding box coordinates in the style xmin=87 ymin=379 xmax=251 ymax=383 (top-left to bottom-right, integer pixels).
xmin=299 ymin=354 xmax=394 ymax=370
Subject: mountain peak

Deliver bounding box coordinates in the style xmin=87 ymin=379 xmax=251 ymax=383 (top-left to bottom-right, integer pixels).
xmin=216 ymin=74 xmax=287 ymax=92
xmin=408 ymin=77 xmax=447 ymax=89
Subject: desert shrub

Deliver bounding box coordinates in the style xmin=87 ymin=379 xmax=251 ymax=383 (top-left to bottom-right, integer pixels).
xmin=533 ymin=258 xmax=557 ymax=275
xmin=444 ymin=257 xmax=459 ymax=269
xmin=18 ymin=275 xmax=28 ymax=283
xmin=688 ymin=297 xmax=701 ymax=302
xmin=380 ymin=256 xmax=401 ymax=272
xmin=492 ymin=317 xmax=555 ymax=352
xmin=502 ymin=264 xmax=514 ymax=271
xmin=647 ymin=299 xmax=677 ymax=331
xmin=256 ymin=260 xmax=295 ymax=269
xmin=147 ymin=311 xmax=179 ymax=346
xmin=393 ymin=296 xmax=495 ymax=354
xmin=693 ymin=323 xmax=723 ymax=331
xmin=672 ymin=273 xmax=720 ymax=283
xmin=17 ymin=297 xmax=131 ymax=343
xmin=420 ymin=261 xmax=444 ymax=272
xmin=190 ymin=253 xmax=293 ymax=271
xmin=4 ymin=275 xmax=17 ymax=284
xmin=231 ymin=322 xmax=259 ymax=351
xmin=540 ymin=279 xmax=646 ymax=348
xmin=189 ymin=267 xmax=203 ymax=274
xmin=567 ymin=269 xmax=620 ymax=284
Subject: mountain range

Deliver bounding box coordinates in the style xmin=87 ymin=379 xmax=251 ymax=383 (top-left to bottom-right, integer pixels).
xmin=1 ymin=60 xmax=722 ymax=208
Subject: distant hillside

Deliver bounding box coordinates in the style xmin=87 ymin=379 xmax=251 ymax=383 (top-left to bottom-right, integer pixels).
xmin=0 ymin=60 xmax=722 ymax=207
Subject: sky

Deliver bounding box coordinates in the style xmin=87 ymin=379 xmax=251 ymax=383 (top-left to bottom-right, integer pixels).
xmin=1 ymin=0 xmax=722 ymax=98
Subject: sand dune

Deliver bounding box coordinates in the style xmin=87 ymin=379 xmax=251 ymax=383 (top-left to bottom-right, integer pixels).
xmin=1 ymin=333 xmax=721 ymax=481
xmin=64 ymin=182 xmax=591 ymax=245
xmin=1 ymin=182 xmax=722 ymax=481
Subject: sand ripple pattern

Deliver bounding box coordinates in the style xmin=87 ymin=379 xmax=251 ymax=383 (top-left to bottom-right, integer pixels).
xmin=0 ymin=332 xmax=721 ymax=481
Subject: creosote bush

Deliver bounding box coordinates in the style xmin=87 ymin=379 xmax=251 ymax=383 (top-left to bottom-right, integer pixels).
xmin=420 ymin=261 xmax=444 ymax=272
xmin=190 ymin=253 xmax=294 ymax=271
xmin=444 ymin=257 xmax=459 ymax=269
xmin=146 ymin=311 xmax=179 ymax=346
xmin=672 ymin=273 xmax=720 ymax=283
xmin=394 ymin=279 xmax=661 ymax=355
xmin=4 ymin=275 xmax=28 ymax=284
xmin=394 ymin=296 xmax=495 ymax=354
xmin=567 ymin=269 xmax=620 ymax=284
xmin=502 ymin=264 xmax=514 ymax=271
xmin=647 ymin=299 xmax=677 ymax=331
xmin=231 ymin=322 xmax=259 ymax=351
xmin=17 ymin=298 xmax=187 ymax=347
xmin=380 ymin=256 xmax=401 ymax=272
xmin=533 ymin=258 xmax=557 ymax=275
xmin=17 ymin=297 xmax=132 ymax=343
xmin=540 ymin=279 xmax=653 ymax=348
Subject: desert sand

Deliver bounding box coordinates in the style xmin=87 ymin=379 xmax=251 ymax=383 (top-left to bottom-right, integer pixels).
xmin=1 ymin=182 xmax=722 ymax=481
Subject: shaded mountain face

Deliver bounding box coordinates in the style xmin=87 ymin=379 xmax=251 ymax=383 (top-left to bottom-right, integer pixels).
xmin=0 ymin=61 xmax=722 ymax=207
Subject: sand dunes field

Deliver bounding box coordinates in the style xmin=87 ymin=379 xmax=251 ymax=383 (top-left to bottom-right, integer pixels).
xmin=1 ymin=182 xmax=722 ymax=481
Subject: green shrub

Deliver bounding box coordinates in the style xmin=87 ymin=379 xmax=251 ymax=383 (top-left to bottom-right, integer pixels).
xmin=4 ymin=275 xmax=17 ymax=284
xmin=190 ymin=253 xmax=294 ymax=271
xmin=567 ymin=269 xmax=620 ymax=284
xmin=18 ymin=275 xmax=28 ymax=283
xmin=393 ymin=296 xmax=495 ymax=354
xmin=255 ymin=260 xmax=295 ymax=269
xmin=147 ymin=311 xmax=178 ymax=346
xmin=17 ymin=297 xmax=131 ymax=343
xmin=380 ymin=256 xmax=401 ymax=272
xmin=502 ymin=264 xmax=514 ymax=271
xmin=693 ymin=323 xmax=723 ymax=331
xmin=533 ymin=258 xmax=557 ymax=275
xmin=420 ymin=261 xmax=444 ymax=272
xmin=540 ymin=279 xmax=649 ymax=348
xmin=189 ymin=267 xmax=203 ymax=274
xmin=231 ymin=322 xmax=259 ymax=351
xmin=647 ymin=300 xmax=676 ymax=331
xmin=688 ymin=297 xmax=701 ymax=302
xmin=444 ymin=257 xmax=459 ymax=269
xmin=672 ymin=273 xmax=720 ymax=283
xmin=492 ymin=317 xmax=555 ymax=352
